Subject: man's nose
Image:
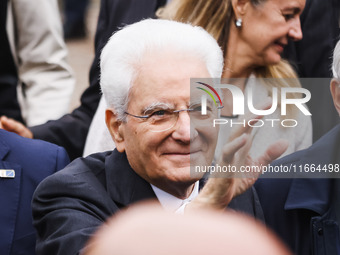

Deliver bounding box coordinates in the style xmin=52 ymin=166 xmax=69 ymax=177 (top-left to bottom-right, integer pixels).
xmin=288 ymin=18 xmax=303 ymax=41
xmin=171 ymin=111 xmax=195 ymax=143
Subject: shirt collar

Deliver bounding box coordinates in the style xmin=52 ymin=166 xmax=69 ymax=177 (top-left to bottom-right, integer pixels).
xmin=151 ymin=181 xmax=199 ymax=212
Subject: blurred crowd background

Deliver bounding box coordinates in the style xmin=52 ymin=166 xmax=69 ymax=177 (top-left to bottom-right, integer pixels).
xmin=59 ymin=0 xmax=99 ymax=110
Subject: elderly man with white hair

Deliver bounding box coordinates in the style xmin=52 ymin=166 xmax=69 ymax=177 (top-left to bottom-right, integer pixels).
xmin=32 ymin=19 xmax=287 ymax=255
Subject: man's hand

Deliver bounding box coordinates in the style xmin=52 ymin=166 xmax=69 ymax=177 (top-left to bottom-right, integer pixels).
xmin=0 ymin=116 xmax=33 ymax=138
xmin=188 ymin=135 xmax=288 ymax=211
xmin=187 ymin=101 xmax=289 ymax=211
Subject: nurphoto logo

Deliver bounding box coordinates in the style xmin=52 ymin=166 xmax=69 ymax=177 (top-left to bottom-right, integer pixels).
xmin=194 ymin=78 xmax=312 ymax=128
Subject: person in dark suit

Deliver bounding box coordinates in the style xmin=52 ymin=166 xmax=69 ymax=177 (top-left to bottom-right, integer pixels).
xmin=32 ymin=19 xmax=287 ymax=255
xmin=0 ymin=129 xmax=69 ymax=255
xmin=255 ymin=38 xmax=340 ymax=255
xmin=0 ymin=0 xmax=166 ymax=160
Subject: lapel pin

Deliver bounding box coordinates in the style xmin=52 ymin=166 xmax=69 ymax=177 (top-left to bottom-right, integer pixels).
xmin=0 ymin=169 xmax=15 ymax=179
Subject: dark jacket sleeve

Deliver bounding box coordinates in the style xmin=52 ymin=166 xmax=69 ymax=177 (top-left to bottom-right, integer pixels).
xmin=30 ymin=0 xmax=166 ymax=160
xmin=32 ymin=159 xmax=116 ymax=255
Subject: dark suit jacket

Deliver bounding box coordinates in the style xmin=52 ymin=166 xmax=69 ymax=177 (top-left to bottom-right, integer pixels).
xmin=32 ymin=149 xmax=264 ymax=255
xmin=30 ymin=0 xmax=166 ymax=160
xmin=0 ymin=129 xmax=69 ymax=255
xmin=255 ymin=124 xmax=340 ymax=255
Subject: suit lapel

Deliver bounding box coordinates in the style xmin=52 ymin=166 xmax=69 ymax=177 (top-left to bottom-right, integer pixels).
xmin=105 ymin=150 xmax=156 ymax=207
xmin=0 ymin=138 xmax=22 ymax=254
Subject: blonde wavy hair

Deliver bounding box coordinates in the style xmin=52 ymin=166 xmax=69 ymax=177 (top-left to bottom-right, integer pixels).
xmin=158 ymin=0 xmax=302 ymax=116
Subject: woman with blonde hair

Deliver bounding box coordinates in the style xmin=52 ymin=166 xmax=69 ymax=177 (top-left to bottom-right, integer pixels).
xmin=159 ymin=0 xmax=312 ymax=158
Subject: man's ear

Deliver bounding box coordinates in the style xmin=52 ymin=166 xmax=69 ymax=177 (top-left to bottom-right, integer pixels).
xmin=330 ymin=79 xmax=340 ymax=116
xmin=105 ymin=109 xmax=125 ymax=153
xmin=231 ymin=0 xmax=250 ymax=18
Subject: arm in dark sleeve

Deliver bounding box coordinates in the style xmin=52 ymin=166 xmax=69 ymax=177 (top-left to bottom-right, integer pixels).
xmin=32 ymin=162 xmax=115 ymax=255
xmin=30 ymin=0 xmax=166 ymax=160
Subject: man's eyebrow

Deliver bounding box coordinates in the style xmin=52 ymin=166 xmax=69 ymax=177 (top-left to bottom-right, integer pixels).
xmin=142 ymin=102 xmax=174 ymax=114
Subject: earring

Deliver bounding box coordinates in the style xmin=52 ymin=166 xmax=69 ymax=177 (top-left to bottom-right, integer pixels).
xmin=235 ymin=18 xmax=242 ymax=28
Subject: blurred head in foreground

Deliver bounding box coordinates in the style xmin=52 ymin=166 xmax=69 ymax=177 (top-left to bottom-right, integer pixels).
xmin=83 ymin=202 xmax=292 ymax=255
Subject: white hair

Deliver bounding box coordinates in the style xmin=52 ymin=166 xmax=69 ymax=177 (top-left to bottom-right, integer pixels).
xmin=332 ymin=39 xmax=340 ymax=79
xmin=100 ymin=19 xmax=223 ymax=121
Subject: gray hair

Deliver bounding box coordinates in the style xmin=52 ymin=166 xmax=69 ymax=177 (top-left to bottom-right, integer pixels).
xmin=100 ymin=19 xmax=223 ymax=121
xmin=333 ymin=39 xmax=340 ymax=79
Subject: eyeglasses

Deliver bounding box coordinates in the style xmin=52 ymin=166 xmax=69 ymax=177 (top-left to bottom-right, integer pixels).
xmin=124 ymin=104 xmax=218 ymax=132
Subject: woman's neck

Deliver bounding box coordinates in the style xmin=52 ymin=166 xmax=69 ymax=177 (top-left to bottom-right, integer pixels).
xmin=220 ymin=26 xmax=256 ymax=117
xmin=223 ymin=25 xmax=256 ymax=80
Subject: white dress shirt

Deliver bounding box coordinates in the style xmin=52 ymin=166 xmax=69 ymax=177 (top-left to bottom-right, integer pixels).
xmin=151 ymin=181 xmax=199 ymax=213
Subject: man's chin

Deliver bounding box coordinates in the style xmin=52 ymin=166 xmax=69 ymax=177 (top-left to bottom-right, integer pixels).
xmin=160 ymin=164 xmax=201 ymax=181
xmin=162 ymin=150 xmax=205 ymax=164
xmin=162 ymin=153 xmax=191 ymax=164
xmin=161 ymin=154 xmax=209 ymax=179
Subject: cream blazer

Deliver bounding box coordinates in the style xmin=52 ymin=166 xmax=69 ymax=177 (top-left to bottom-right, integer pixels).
xmin=6 ymin=0 xmax=75 ymax=126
